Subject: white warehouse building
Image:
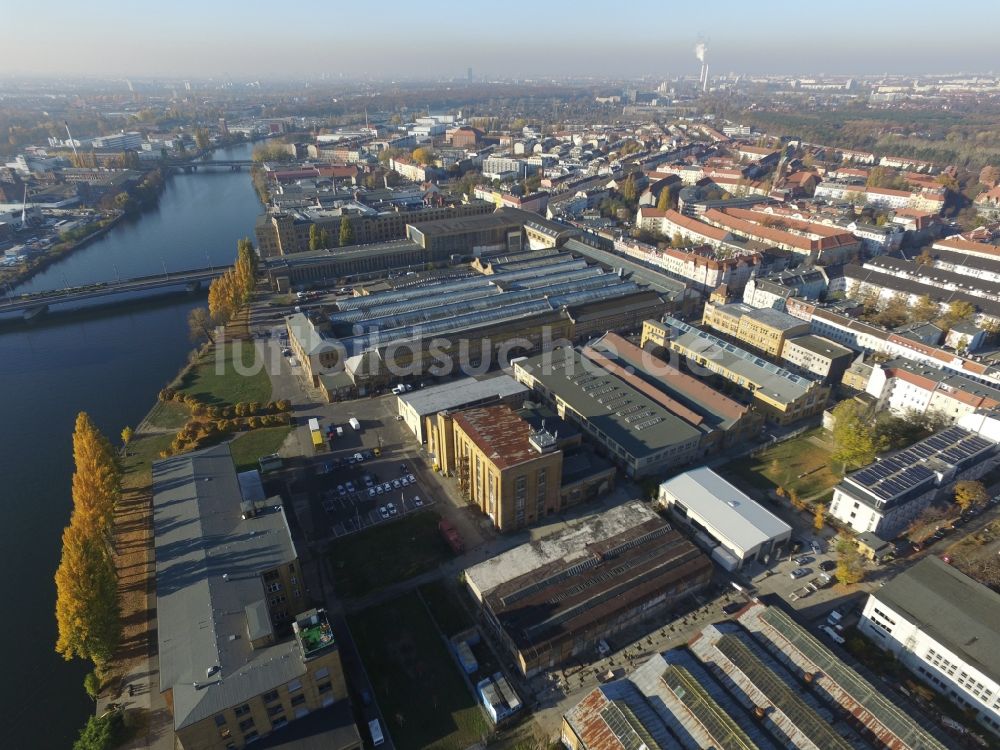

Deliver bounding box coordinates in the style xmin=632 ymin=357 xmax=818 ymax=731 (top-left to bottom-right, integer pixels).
xmin=658 ymin=466 xmax=792 ymax=570
xmin=859 ymin=557 xmax=1000 ymax=737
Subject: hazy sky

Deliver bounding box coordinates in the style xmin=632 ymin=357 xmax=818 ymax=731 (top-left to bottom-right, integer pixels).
xmin=6 ymin=0 xmax=999 ymax=79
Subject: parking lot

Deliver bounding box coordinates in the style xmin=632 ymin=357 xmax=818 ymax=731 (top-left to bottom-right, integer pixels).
xmin=319 ymin=456 xmax=435 ymax=537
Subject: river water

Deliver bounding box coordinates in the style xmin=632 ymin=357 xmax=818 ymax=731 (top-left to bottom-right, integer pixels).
xmin=0 ymin=142 xmax=261 ymax=748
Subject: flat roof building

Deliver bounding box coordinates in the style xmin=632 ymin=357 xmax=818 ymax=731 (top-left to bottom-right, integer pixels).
xmin=658 ymin=467 xmax=792 ymax=570
xmin=465 ymin=501 xmax=712 ymax=676
xmin=451 ymin=404 xmax=564 ymax=532
xmin=701 ymin=301 xmax=811 ymax=358
xmin=643 ymin=317 xmax=830 ymax=425
xmin=781 ymin=333 xmax=854 ymax=383
xmin=513 ymin=348 xmax=703 ymax=477
xmin=860 ymin=557 xmax=1000 ymax=737
xmin=829 ymin=425 xmax=997 ymax=538
xmin=395 ymin=374 xmax=528 ymax=444
xmin=152 ymin=445 xmax=352 ymax=749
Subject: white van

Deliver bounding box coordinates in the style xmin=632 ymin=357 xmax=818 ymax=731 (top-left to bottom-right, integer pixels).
xmin=368 ymin=718 xmax=384 ymax=746
xmin=821 ymin=625 xmax=845 ymax=644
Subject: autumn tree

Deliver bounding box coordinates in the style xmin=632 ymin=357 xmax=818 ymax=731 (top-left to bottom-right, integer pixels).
xmin=656 ymin=187 xmax=672 ymax=211
xmin=309 ymin=224 xmax=321 ymax=251
xmin=194 ymin=128 xmax=210 ymax=151
xmin=954 ymin=480 xmax=988 ymax=513
xmin=914 ymin=249 xmax=935 ymax=266
xmin=70 ymin=412 xmax=120 ymax=535
xmin=620 ymin=175 xmax=637 ymax=204
xmin=979 ymin=165 xmax=1000 ymax=188
xmin=187 ymin=306 xmax=215 ymax=344
xmin=411 ymin=147 xmax=435 ymax=166
xmin=831 ymin=400 xmax=886 ymax=469
xmin=835 ymin=536 xmax=865 ymax=585
xmin=814 ymin=504 xmax=825 ymax=531
xmin=910 ymin=294 xmax=940 ymax=323
xmin=63 ymin=523 xmax=120 ymax=668
xmin=339 ymin=215 xmax=355 ymax=247
xmin=942 ymin=300 xmax=976 ymax=328
xmin=120 ymin=426 xmax=133 ymax=451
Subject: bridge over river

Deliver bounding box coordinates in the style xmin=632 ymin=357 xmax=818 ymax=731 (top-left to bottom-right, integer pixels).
xmin=1 ymin=266 xmax=223 ymax=319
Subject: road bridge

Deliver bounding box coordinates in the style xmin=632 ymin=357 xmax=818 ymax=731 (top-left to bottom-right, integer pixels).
xmin=1 ymin=266 xmax=225 ymax=318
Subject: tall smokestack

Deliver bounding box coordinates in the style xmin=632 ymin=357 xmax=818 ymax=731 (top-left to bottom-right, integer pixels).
xmin=694 ymin=42 xmax=708 ymax=92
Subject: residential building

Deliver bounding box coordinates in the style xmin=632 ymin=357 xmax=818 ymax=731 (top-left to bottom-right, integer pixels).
xmin=464 ymin=501 xmax=712 ymax=676
xmin=512 ymin=348 xmax=703 ymax=478
xmin=742 ymin=268 xmax=829 ymax=311
xmin=828 ymin=425 xmax=997 ymax=538
xmin=859 ymin=557 xmax=1000 ymax=736
xmin=642 ymin=317 xmax=830 ymax=424
xmin=699 ymin=207 xmax=862 ymax=263
xmin=780 ymin=333 xmax=854 ymax=383
xmin=395 ymin=374 xmax=528 ymax=444
xmin=658 ymin=467 xmax=791 ymax=570
xmin=866 ymin=358 xmax=1000 ymax=421
xmin=152 ymin=445 xmax=353 ymax=750
xmin=701 ymin=301 xmax=811 ymax=358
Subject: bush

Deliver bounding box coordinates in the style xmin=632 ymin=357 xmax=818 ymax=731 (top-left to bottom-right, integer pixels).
xmin=73 ymin=711 xmax=125 ymax=750
xmin=235 ymin=402 xmax=249 ymax=417
xmin=248 ymin=401 xmax=262 ymax=415
xmin=265 ymin=401 xmax=278 ymax=413
xmin=249 ymin=416 xmax=264 ymax=429
xmin=277 ymin=399 xmax=292 ymax=412
xmin=83 ymin=671 xmax=101 ymax=700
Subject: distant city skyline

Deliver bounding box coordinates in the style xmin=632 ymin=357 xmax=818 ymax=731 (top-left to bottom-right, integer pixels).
xmin=6 ymin=0 xmax=1000 ymax=80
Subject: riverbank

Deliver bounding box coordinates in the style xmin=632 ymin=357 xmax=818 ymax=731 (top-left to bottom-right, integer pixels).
xmin=1 ymin=211 xmax=124 ymax=291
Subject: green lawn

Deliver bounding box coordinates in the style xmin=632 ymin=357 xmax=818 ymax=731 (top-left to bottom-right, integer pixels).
xmin=121 ymin=432 xmax=175 ymax=491
xmin=349 ymin=591 xmax=488 ymax=750
xmin=144 ymin=400 xmax=191 ymax=430
xmin=329 ymin=511 xmax=449 ymax=598
xmin=175 ymin=342 xmax=271 ymax=406
xmin=229 ymin=426 xmax=292 ymax=472
xmin=721 ymin=429 xmax=841 ymax=500
xmin=420 ymin=580 xmax=474 ymax=638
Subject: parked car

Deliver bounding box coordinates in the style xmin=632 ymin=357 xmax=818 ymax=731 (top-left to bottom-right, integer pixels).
xmin=793 ymin=555 xmax=814 ymax=565
xmin=413 ymin=495 xmax=423 ymax=507
xmin=790 ymin=567 xmax=811 ymax=579
xmin=406 ymin=473 xmax=415 ymax=484
xmin=336 ymin=484 xmax=346 ymax=496
xmin=386 ymin=502 xmax=397 ymax=516
xmin=378 ymin=506 xmax=389 ymax=519
xmin=367 ymin=488 xmax=376 ymax=498
xmin=392 ymin=479 xmax=402 ymax=490
xmin=819 ymin=560 xmax=837 ymax=572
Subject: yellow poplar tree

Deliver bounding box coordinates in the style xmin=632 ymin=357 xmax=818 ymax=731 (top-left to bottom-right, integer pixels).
xmin=70 ymin=412 xmax=120 ymax=534
xmin=54 ymin=519 xmax=120 ymax=670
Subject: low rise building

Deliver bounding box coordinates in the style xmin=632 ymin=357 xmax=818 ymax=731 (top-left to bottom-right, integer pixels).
xmin=860 ymin=557 xmax=1000 ymax=736
xmin=742 ymin=268 xmax=829 ymax=311
xmin=464 ymin=501 xmax=712 ymax=676
xmin=395 ymin=374 xmax=528 ymax=444
xmin=561 ymin=601 xmax=948 ymax=750
xmin=658 ymin=467 xmax=791 ymax=570
xmin=585 ymin=332 xmax=764 ymax=451
xmin=152 ymin=445 xmax=354 ymax=750
xmin=512 ymin=348 xmax=703 ymax=477
xmin=643 ymin=318 xmax=830 ymax=424
xmin=781 ymin=333 xmax=854 ymax=383
xmin=828 ymin=425 xmax=997 ymax=538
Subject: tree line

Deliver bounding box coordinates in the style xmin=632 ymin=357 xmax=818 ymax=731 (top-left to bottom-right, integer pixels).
xmin=308 ymin=216 xmax=355 ymax=251
xmin=54 ymin=413 xmax=122 ymax=684
xmin=187 ymin=237 xmax=258 ymax=339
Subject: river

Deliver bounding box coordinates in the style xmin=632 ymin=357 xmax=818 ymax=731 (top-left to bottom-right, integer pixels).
xmin=0 ymin=142 xmax=261 ymax=748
